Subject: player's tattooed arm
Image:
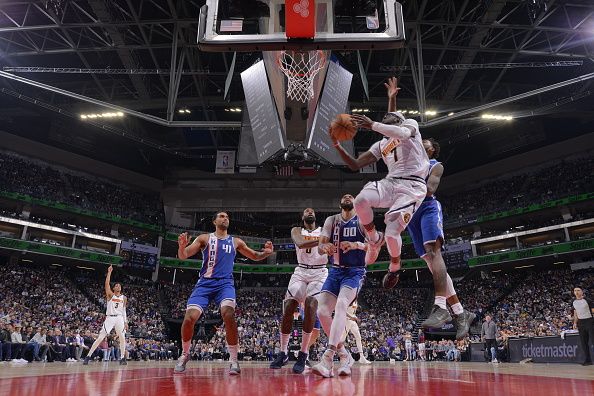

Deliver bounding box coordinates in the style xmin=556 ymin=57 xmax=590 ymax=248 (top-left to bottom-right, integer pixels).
xmin=331 ymin=137 xmax=378 ymax=172
xmin=291 ymin=227 xmax=319 ymax=249
xmin=236 ymin=238 xmax=274 ymax=261
xmin=178 ymin=233 xmax=208 ymax=260
xmin=340 ymin=241 xmax=367 ymax=252
xmin=427 ymin=163 xmax=444 ymax=196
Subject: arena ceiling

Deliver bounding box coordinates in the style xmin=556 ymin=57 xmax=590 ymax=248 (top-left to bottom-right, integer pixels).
xmin=0 ymin=0 xmax=592 ymax=177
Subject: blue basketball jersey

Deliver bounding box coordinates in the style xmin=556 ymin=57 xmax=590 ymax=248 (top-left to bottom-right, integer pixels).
xmin=329 ymin=214 xmax=366 ymax=268
xmin=200 ymin=233 xmax=236 ymax=279
xmin=423 ymin=159 xmax=441 ymax=202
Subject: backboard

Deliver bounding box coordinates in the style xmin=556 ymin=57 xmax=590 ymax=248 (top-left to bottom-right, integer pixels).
xmin=197 ymin=0 xmax=406 ymax=52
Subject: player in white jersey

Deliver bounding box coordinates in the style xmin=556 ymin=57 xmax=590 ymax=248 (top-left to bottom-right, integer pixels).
xmin=83 ymin=265 xmax=128 ymax=365
xmin=341 ymin=300 xmax=371 ymax=364
xmin=270 ymin=208 xmax=328 ymax=373
xmin=334 ymin=77 xmax=429 ymax=273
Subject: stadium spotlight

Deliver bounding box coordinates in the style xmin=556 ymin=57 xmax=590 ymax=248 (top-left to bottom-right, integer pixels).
xmin=482 ymin=114 xmax=513 ymax=121
xmin=425 ymin=110 xmax=437 ymax=116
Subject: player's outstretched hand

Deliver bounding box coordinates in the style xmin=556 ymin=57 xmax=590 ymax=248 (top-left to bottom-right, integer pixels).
xmin=178 ymin=232 xmax=190 ymax=249
xmin=340 ymin=241 xmax=356 ymax=252
xmin=320 ymin=243 xmax=336 ymax=256
xmin=385 ymin=77 xmax=400 ymax=98
xmin=263 ymin=241 xmax=274 ymax=254
xmin=351 ymin=114 xmax=373 ymax=130
xmin=328 ymin=126 xmax=339 ymax=146
xmin=107 ymin=265 xmax=113 ymax=274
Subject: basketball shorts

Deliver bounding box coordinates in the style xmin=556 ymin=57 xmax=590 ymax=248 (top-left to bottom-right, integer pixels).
xmin=100 ymin=315 xmax=125 ymax=337
xmin=418 ymin=343 xmax=425 ymax=351
xmin=321 ymin=267 xmax=366 ymax=297
xmin=187 ymin=277 xmax=236 ymax=312
xmin=360 ymin=178 xmax=427 ymax=228
xmin=286 ymin=266 xmax=328 ymax=304
xmin=407 ymin=199 xmax=445 ymax=257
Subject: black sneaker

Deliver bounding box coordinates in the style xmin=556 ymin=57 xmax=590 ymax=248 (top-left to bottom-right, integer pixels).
xmin=119 ymin=358 xmax=127 ymax=366
xmin=269 ymin=352 xmax=289 ymax=369
xmin=382 ymin=271 xmax=401 ymax=289
xmin=454 ymin=310 xmax=476 ymax=340
xmin=422 ymin=305 xmax=453 ymax=329
xmin=293 ymin=351 xmax=308 ymax=374
xmin=581 ymin=361 xmax=593 ymax=366
xmin=82 ymin=356 xmax=90 ymax=365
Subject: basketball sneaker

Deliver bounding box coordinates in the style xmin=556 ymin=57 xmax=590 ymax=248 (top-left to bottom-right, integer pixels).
xmin=229 ymin=361 xmax=241 ymax=375
xmin=119 ymin=358 xmax=127 ymax=366
xmin=454 ymin=310 xmax=476 ymax=340
xmin=82 ymin=356 xmax=90 ymax=365
xmin=311 ymin=352 xmax=334 ymax=378
xmin=337 ymin=350 xmax=355 ymax=376
xmin=358 ymin=355 xmax=372 ymax=365
xmin=292 ymin=351 xmax=308 ymax=374
xmin=174 ymin=353 xmax=189 ymax=374
xmin=365 ymin=232 xmax=384 ymax=265
xmin=421 ymin=305 xmax=452 ymax=329
xmin=269 ymin=351 xmax=289 ymax=369
xmin=382 ymin=270 xmax=400 ymax=289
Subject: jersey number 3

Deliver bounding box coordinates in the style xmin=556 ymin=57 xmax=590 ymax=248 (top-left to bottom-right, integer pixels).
xmin=114 ymin=303 xmax=119 ymax=309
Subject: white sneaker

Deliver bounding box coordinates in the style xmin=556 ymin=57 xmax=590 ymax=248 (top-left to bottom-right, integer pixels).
xmin=492 ymin=358 xmax=499 ymax=363
xmin=337 ymin=351 xmax=355 ymax=376
xmin=365 ymin=232 xmax=384 ymax=265
xmin=19 ymin=359 xmax=28 ymax=363
xmin=359 ymin=356 xmax=372 ymax=365
xmin=311 ymin=354 xmax=334 ymax=378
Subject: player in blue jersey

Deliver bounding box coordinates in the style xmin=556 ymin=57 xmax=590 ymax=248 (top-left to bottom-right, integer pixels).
xmin=383 ymin=138 xmax=476 ymax=339
xmin=312 ymin=194 xmax=368 ymax=378
xmin=174 ymin=212 xmax=274 ymax=375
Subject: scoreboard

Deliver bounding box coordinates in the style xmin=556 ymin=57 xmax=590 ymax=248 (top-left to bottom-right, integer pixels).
xmin=120 ymin=241 xmax=159 ymax=270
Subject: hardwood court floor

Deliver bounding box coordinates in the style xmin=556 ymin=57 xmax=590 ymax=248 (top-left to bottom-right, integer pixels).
xmin=0 ymin=360 xmax=593 ymax=396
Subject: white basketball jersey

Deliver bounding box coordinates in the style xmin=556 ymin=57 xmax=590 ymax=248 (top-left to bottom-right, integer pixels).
xmin=347 ymin=301 xmax=358 ymax=316
xmin=106 ymin=294 xmax=126 ymax=316
xmin=295 ymin=227 xmax=328 ymax=267
xmin=369 ymin=119 xmax=429 ymax=180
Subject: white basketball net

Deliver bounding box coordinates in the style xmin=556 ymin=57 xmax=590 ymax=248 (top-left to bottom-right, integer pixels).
xmin=277 ymin=50 xmax=327 ymax=103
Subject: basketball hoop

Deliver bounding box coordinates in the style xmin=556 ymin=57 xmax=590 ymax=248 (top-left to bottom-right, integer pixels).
xmin=277 ymin=50 xmax=327 ymax=103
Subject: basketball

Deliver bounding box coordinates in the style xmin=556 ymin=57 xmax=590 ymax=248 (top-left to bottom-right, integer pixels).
xmin=330 ymin=114 xmax=357 ymax=141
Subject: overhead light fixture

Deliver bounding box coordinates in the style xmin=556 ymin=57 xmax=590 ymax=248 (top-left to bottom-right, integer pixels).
xmin=80 ymin=112 xmax=124 ymax=120
xmin=425 ymin=110 xmax=437 ymax=116
xmin=515 ymin=264 xmax=534 ymax=269
xmin=482 ymin=114 xmax=513 ymax=121
xmin=76 ymin=266 xmax=95 ymax=270
xmin=448 ymin=112 xmax=454 ymax=116
xmin=178 ymin=108 xmax=191 ymax=114
xmin=22 ymin=259 xmax=33 ymax=263
xmin=492 ymin=269 xmax=502 ymax=272
xmin=51 ymin=263 xmax=63 ymax=267
xmin=553 ymin=261 xmax=565 ymax=265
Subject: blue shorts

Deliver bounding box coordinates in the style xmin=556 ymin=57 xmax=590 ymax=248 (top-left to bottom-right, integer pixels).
xmin=321 ymin=267 xmax=366 ymax=297
xmin=407 ymin=198 xmax=445 ymax=257
xmin=186 ymin=277 xmax=236 ymax=312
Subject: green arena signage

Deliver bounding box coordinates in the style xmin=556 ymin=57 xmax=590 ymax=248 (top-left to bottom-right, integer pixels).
xmin=474 ymin=192 xmax=593 ymax=224
xmin=0 ymin=237 xmax=122 ymax=264
xmin=0 ymin=190 xmax=161 ymax=232
xmin=468 ymin=238 xmax=594 ymax=267
xmin=159 ymin=257 xmax=426 ymax=272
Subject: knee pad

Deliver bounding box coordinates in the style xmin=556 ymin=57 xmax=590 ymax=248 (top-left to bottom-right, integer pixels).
xmin=384 ymin=221 xmax=404 ymax=257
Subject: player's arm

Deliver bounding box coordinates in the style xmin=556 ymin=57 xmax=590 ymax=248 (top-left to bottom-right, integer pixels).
xmin=385 ymin=77 xmax=400 ymax=113
xmin=105 ymin=265 xmax=114 ymax=299
xmin=178 ymin=233 xmax=207 ymax=260
xmin=291 ymin=227 xmax=319 ymax=249
xmin=318 ymin=216 xmax=337 ymax=255
xmin=340 ymin=241 xmax=367 ymax=252
xmin=330 ymin=127 xmax=378 ymax=171
xmin=235 ymin=238 xmax=274 ymax=261
xmin=427 ymin=163 xmax=444 ymax=196
xmin=352 ymin=114 xmax=415 ymax=140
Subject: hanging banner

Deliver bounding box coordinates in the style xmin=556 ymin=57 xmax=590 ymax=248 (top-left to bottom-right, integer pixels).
xmin=215 ymin=150 xmax=236 ymax=174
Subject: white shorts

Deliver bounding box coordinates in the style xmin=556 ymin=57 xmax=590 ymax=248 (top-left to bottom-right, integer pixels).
xmin=285 ymin=266 xmax=328 ymax=305
xmin=405 ymin=342 xmax=413 ymax=351
xmin=361 ymin=178 xmax=426 ymax=228
xmin=419 ymin=343 xmax=425 ymax=351
xmin=100 ymin=315 xmax=125 ymax=337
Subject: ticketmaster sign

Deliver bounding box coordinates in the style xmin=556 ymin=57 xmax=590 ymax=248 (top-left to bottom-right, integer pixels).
xmin=508 ymin=334 xmax=590 ymax=363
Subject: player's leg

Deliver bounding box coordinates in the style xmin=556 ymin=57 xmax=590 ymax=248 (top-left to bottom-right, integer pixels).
xmin=272 ymin=271 xmax=303 ymax=368
xmin=350 ymin=322 xmax=369 ymax=364
xmin=216 ymin=279 xmax=241 ymax=375
xmin=354 ymin=181 xmax=387 ymax=264
xmin=174 ymin=280 xmax=208 ymax=373
xmin=114 ymin=318 xmax=127 ymax=365
xmin=292 ymin=294 xmax=318 ymax=373
xmin=83 ymin=318 xmax=114 ymax=364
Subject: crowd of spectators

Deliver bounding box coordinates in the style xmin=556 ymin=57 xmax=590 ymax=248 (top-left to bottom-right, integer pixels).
xmin=0 ymin=151 xmax=163 ymax=225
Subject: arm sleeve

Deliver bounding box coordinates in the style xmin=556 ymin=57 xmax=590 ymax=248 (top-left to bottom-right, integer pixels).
xmin=320 ymin=216 xmax=335 ymax=239
xmin=368 ymin=140 xmax=383 ymax=160
xmin=371 ymin=120 xmax=417 ymax=140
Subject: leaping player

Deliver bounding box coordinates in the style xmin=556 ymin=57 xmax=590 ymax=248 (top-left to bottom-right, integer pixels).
xmin=270 ymin=208 xmax=328 ymax=374
xmin=83 ymin=265 xmax=128 ymax=365
xmin=312 ymin=194 xmax=368 ymax=378
xmin=379 ymin=80 xmax=476 ymax=339
xmin=341 ymin=300 xmax=371 ymax=364
xmin=333 ymin=77 xmax=430 ymax=281
xmin=174 ymin=212 xmax=274 ymax=375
